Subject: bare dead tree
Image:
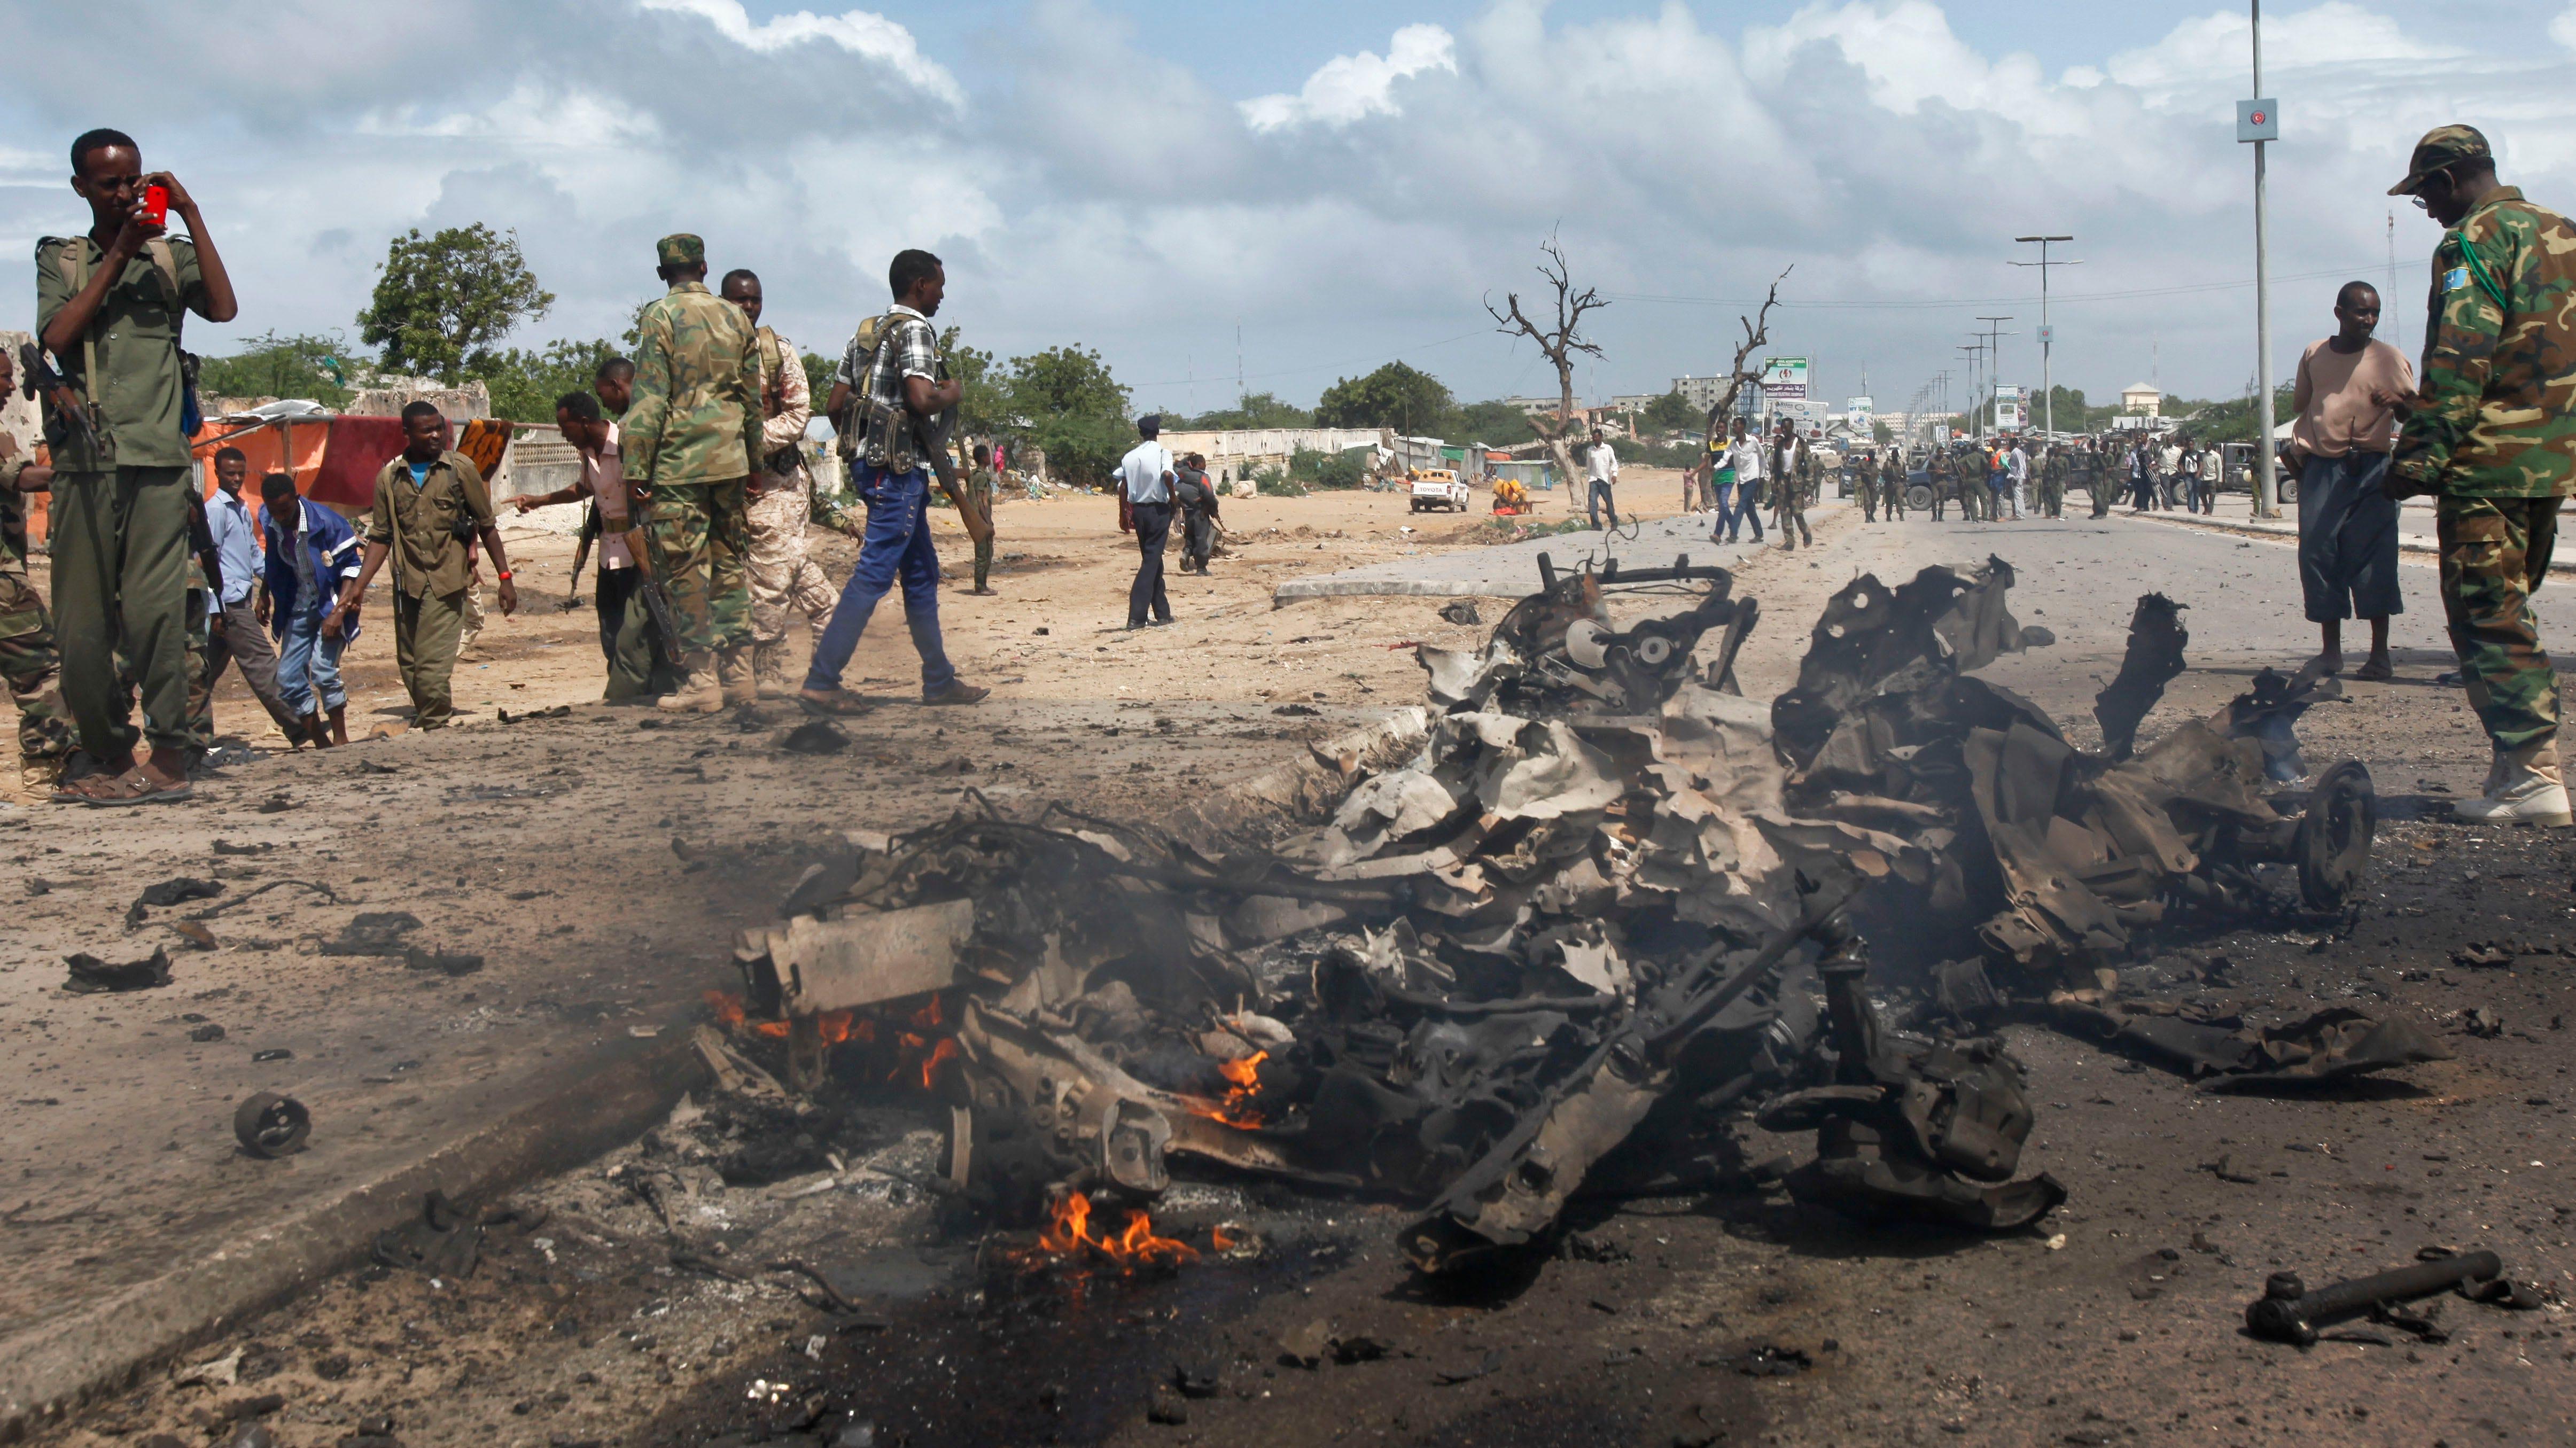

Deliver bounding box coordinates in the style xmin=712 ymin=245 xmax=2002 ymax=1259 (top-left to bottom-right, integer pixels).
xmin=1702 ymin=267 xmax=1794 ymax=450
xmin=1486 ymin=232 xmax=1610 ymax=497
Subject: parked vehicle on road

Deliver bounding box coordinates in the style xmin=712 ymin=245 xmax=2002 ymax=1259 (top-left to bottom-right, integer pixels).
xmin=1409 ymin=469 xmax=1471 ymax=512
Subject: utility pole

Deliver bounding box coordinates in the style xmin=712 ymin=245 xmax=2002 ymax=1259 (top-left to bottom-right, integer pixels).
xmin=2239 ymin=1 xmax=2282 ymax=517
xmin=1957 ymin=344 xmax=1984 ymax=437
xmin=1976 ymin=317 xmax=2017 ymax=435
xmin=2012 ymin=237 xmax=2078 ymax=438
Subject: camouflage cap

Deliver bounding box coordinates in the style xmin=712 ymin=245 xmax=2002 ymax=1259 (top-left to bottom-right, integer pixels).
xmin=2389 ymin=125 xmax=2492 ymax=196
xmin=656 ymin=233 xmax=706 ymax=268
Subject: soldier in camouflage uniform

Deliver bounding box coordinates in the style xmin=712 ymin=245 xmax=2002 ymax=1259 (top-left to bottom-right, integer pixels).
xmin=1853 ymin=450 xmax=1879 ymax=522
xmin=2388 ymin=126 xmax=2576 ymax=826
xmin=1880 ymin=447 xmax=1908 ymax=520
xmin=0 ymin=366 xmax=72 ymax=797
xmin=625 ymin=235 xmax=762 ymax=713
xmin=2038 ymin=445 xmax=2068 ymax=519
xmin=720 ymin=269 xmax=847 ymax=697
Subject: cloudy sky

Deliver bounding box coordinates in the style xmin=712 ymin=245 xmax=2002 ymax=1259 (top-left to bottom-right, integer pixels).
xmin=4 ymin=0 xmax=2570 ymax=420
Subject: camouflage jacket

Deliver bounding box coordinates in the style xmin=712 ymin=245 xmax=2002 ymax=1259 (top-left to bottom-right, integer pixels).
xmin=0 ymin=436 xmax=26 ymax=570
xmin=2393 ymin=187 xmax=2576 ymax=498
xmin=622 ymin=281 xmax=762 ymax=487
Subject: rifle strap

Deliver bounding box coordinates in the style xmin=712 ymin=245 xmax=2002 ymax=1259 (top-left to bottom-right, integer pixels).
xmin=66 ymin=243 xmax=100 ymax=416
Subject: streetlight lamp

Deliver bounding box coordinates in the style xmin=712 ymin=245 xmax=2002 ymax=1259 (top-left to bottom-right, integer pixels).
xmin=2012 ymin=237 xmax=2079 ymax=438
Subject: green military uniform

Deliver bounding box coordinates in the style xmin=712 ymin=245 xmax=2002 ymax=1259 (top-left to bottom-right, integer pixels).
xmin=1772 ymin=439 xmax=1815 ymax=548
xmin=965 ymin=464 xmax=999 ymax=590
xmin=2039 ymin=450 xmax=2068 ymax=519
xmin=0 ymin=440 xmax=72 ymax=792
xmin=2392 ymin=140 xmax=2576 ymax=754
xmin=364 ymin=449 xmax=495 ymax=728
xmin=1881 ymin=453 xmax=1908 ymax=519
xmin=1853 ymin=456 xmax=1878 ymax=521
xmin=623 ymin=235 xmax=762 ymax=673
xmin=34 ymin=232 xmax=209 ymax=760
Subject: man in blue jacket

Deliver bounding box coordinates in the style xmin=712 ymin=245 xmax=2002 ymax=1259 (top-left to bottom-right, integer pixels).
xmin=259 ymin=472 xmax=362 ymax=747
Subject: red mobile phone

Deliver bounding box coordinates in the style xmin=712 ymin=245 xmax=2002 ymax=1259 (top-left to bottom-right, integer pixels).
xmin=142 ymin=184 xmax=169 ymax=226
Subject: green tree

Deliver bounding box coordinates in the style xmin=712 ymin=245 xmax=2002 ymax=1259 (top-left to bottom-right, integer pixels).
xmin=1171 ymin=391 xmax=1316 ymax=430
xmin=1000 ymin=346 xmax=1132 ymax=486
xmin=474 ymin=337 xmax=624 ymax=423
xmin=198 ymin=331 xmax=355 ymax=408
xmin=356 ymin=223 xmax=555 ymax=384
xmin=1639 ymin=389 xmax=1699 ymax=434
xmin=1316 ymin=361 xmax=1454 ymax=435
xmin=1005 ymin=345 xmax=1130 ymax=422
xmin=1454 ymin=399 xmax=1538 ymax=446
xmin=2169 ymin=387 xmax=2296 ymax=444
xmin=939 ymin=330 xmax=1007 ymax=438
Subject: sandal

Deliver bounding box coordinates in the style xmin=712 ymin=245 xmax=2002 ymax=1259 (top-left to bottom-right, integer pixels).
xmin=2353 ymin=657 xmax=2394 ymax=682
xmin=798 ymin=688 xmax=876 ymax=717
xmin=75 ymin=767 xmax=195 ymax=807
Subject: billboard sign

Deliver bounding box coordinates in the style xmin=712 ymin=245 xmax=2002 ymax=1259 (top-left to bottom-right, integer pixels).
xmin=1760 ymin=357 xmax=1809 ymax=402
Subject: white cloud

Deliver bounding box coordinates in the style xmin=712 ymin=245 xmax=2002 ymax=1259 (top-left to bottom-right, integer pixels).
xmin=10 ymin=1 xmax=2576 ymax=414
xmin=1241 ymin=24 xmax=1457 ymax=131
xmin=635 ymin=0 xmax=962 ymax=106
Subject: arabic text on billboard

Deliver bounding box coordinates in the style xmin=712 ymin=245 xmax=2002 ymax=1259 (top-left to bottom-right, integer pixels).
xmin=1760 ymin=357 xmax=1809 ymax=402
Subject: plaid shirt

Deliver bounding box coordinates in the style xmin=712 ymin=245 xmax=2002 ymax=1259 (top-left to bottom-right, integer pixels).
xmin=838 ymin=305 xmax=939 ymax=469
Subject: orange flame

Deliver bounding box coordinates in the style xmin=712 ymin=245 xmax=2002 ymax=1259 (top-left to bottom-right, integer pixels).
xmin=1033 ymin=1192 xmax=1198 ymax=1271
xmin=1202 ymin=1049 xmax=1268 ymax=1128
xmin=706 ymin=990 xmax=745 ymax=1027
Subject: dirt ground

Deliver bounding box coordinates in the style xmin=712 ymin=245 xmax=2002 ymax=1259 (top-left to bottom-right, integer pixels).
xmin=16 ymin=476 xmax=2576 ymax=1448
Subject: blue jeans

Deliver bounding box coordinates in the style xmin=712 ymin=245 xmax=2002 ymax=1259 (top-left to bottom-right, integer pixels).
xmin=275 ymin=609 xmax=347 ymax=714
xmin=1587 ymin=479 xmax=1617 ymax=530
xmin=1721 ymin=481 xmax=1764 ymax=541
xmin=804 ymin=463 xmax=956 ymax=695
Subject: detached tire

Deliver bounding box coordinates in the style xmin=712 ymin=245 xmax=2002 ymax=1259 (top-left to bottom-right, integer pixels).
xmin=2296 ymin=759 xmax=2376 ymax=910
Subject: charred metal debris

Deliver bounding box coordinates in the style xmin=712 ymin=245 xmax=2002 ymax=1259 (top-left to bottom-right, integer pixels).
xmin=721 ymin=555 xmax=2401 ymax=1275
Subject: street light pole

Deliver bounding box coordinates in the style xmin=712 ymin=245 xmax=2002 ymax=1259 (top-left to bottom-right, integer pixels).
xmin=2012 ymin=236 xmax=2079 ymax=438
xmin=2245 ymin=0 xmax=2281 ymax=517
xmin=1976 ymin=317 xmax=2017 ymax=434
xmin=1957 ymin=345 xmax=1984 ymax=437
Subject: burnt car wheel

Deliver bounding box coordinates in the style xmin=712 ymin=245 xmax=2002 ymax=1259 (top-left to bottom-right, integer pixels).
xmin=2295 ymin=759 xmax=2376 ymax=910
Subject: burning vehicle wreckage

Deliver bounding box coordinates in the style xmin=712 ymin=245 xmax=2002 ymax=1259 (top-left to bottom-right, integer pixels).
xmin=718 ymin=554 xmax=2423 ymax=1278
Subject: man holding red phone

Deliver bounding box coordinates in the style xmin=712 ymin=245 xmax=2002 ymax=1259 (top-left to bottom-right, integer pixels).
xmin=34 ymin=128 xmax=237 ymax=804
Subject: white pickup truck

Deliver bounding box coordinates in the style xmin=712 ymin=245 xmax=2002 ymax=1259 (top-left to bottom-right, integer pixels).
xmin=1408 ymin=469 xmax=1471 ymax=512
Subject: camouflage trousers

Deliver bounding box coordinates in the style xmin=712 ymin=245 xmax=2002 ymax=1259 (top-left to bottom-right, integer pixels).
xmin=1772 ymin=484 xmax=1812 ymax=547
xmin=744 ymin=476 xmax=835 ymax=645
xmin=1855 ymin=478 xmax=1879 ymax=520
xmin=2438 ymin=494 xmax=2564 ymax=750
xmin=649 ymin=478 xmax=750 ymax=657
xmin=0 ymin=568 xmax=72 ymax=777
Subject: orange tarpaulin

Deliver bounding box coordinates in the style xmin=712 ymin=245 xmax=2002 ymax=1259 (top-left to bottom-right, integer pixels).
xmin=24 ymin=414 xmax=512 ymax=544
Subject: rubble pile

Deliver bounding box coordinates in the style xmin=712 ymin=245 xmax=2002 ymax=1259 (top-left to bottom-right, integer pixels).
xmin=727 ymin=554 xmax=2407 ymax=1276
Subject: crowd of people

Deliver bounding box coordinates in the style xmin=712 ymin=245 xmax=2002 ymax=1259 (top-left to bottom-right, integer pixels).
xmin=2 ymin=122 xmax=2569 ymax=829
xmin=3 ymin=129 xmax=998 ymax=805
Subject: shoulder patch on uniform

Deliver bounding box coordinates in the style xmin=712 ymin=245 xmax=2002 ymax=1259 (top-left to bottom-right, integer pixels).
xmin=2442 ymin=266 xmax=2471 ymax=292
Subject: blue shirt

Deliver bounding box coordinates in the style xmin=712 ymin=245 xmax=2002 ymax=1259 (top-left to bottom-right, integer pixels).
xmin=262 ymin=498 xmax=365 ymax=642
xmin=205 ymin=489 xmax=264 ymax=606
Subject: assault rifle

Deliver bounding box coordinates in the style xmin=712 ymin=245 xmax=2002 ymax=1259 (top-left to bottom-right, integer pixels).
xmin=19 ymin=342 xmax=96 ymax=455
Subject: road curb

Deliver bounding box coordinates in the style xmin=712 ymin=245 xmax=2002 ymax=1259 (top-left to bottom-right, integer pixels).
xmin=2121 ymin=509 xmax=2576 ymax=574
xmin=0 ymin=1031 xmax=707 ymax=1443
xmin=0 ymin=712 xmax=1424 ymax=1443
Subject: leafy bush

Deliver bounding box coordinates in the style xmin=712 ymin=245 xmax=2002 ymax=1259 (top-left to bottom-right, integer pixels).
xmin=1288 ymin=446 xmax=1369 ymax=489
